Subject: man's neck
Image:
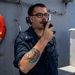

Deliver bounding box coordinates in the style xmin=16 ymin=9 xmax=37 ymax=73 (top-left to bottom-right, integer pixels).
xmin=33 ymin=29 xmax=44 ymax=38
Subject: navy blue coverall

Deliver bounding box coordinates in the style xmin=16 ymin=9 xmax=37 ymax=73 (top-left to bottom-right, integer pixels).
xmin=14 ymin=26 xmax=58 ymax=75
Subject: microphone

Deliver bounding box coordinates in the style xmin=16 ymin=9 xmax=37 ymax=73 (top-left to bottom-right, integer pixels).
xmin=43 ymin=21 xmax=56 ymax=34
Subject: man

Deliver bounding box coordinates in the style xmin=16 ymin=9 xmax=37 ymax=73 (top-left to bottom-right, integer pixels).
xmin=14 ymin=3 xmax=58 ymax=75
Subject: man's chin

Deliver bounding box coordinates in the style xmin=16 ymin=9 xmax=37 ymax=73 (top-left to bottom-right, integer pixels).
xmin=38 ymin=27 xmax=44 ymax=30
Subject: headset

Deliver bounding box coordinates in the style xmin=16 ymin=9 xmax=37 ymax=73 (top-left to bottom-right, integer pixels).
xmin=26 ymin=16 xmax=32 ymax=27
xmin=26 ymin=16 xmax=30 ymax=24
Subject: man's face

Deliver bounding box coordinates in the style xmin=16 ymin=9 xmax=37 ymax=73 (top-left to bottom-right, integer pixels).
xmin=30 ymin=7 xmax=49 ymax=29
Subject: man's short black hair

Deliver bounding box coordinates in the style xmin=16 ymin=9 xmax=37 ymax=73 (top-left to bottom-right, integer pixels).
xmin=28 ymin=3 xmax=46 ymax=16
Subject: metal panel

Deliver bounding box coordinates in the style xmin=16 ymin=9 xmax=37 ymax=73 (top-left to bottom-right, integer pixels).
xmin=69 ymin=28 xmax=75 ymax=67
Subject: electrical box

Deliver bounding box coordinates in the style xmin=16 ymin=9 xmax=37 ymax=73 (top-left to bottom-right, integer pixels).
xmin=58 ymin=28 xmax=75 ymax=75
xmin=69 ymin=28 xmax=75 ymax=67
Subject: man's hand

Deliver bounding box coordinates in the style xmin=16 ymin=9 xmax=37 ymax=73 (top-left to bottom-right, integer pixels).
xmin=42 ymin=21 xmax=54 ymax=42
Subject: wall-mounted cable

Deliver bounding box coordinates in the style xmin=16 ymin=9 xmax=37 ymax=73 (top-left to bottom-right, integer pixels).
xmin=14 ymin=1 xmax=22 ymax=32
xmin=19 ymin=1 xmax=67 ymax=16
xmin=48 ymin=8 xmax=66 ymax=16
xmin=20 ymin=1 xmax=32 ymax=7
xmin=48 ymin=2 xmax=67 ymax=16
xmin=0 ymin=0 xmax=20 ymax=4
xmin=0 ymin=0 xmax=73 ymax=16
xmin=0 ymin=0 xmax=68 ymax=17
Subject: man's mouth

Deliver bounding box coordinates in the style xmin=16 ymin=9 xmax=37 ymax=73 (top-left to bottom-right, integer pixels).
xmin=40 ymin=21 xmax=45 ymax=24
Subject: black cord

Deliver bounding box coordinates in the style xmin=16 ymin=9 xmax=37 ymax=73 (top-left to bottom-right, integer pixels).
xmin=14 ymin=1 xmax=23 ymax=33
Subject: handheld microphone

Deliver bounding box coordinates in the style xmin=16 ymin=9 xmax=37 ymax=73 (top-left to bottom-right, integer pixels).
xmin=43 ymin=21 xmax=56 ymax=34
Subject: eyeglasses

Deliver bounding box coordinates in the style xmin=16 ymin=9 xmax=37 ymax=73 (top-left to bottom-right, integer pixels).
xmin=31 ymin=13 xmax=49 ymax=18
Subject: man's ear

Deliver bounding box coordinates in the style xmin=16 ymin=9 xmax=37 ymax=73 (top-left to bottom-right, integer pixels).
xmin=29 ymin=16 xmax=33 ymax=24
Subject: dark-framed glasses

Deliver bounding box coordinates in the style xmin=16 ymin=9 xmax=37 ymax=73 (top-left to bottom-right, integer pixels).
xmin=31 ymin=13 xmax=49 ymax=18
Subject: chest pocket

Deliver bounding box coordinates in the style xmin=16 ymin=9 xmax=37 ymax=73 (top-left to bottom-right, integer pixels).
xmin=25 ymin=37 xmax=38 ymax=51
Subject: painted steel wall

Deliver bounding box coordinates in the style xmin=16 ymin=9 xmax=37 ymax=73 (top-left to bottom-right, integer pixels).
xmin=0 ymin=0 xmax=75 ymax=75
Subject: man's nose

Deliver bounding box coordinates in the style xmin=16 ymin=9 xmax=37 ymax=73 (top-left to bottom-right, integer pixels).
xmin=42 ymin=15 xmax=46 ymax=18
xmin=42 ymin=16 xmax=48 ymax=21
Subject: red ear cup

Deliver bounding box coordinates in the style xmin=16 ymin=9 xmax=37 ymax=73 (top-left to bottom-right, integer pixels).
xmin=0 ymin=14 xmax=6 ymax=44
